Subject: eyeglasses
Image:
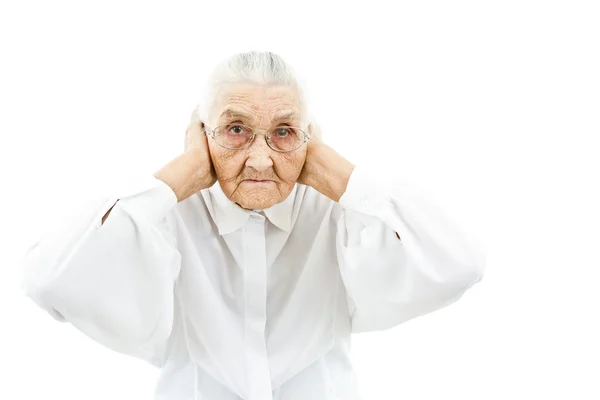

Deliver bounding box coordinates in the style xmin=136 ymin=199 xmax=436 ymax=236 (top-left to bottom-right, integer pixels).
xmin=206 ymin=123 xmax=310 ymax=153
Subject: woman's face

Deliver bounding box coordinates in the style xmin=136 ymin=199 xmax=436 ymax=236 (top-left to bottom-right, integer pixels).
xmin=206 ymin=82 xmax=308 ymax=210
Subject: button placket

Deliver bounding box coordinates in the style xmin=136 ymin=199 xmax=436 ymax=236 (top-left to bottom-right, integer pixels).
xmin=243 ymin=215 xmax=273 ymax=399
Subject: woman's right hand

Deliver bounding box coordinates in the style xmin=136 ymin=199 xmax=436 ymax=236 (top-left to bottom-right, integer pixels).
xmin=153 ymin=108 xmax=217 ymax=203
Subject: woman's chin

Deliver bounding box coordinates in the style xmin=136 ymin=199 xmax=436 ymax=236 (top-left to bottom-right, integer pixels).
xmin=235 ymin=191 xmax=280 ymax=211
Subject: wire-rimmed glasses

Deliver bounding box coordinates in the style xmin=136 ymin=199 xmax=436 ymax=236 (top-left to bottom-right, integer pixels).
xmin=206 ymin=123 xmax=310 ymax=153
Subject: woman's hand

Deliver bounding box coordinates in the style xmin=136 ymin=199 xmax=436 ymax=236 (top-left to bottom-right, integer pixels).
xmin=298 ymin=121 xmax=355 ymax=202
xmin=153 ymin=108 xmax=217 ymax=202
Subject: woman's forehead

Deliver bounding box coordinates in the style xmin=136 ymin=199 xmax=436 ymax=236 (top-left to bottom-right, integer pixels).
xmin=220 ymin=108 xmax=301 ymax=123
xmin=212 ymin=83 xmax=304 ymax=123
xmin=220 ymin=83 xmax=299 ymax=107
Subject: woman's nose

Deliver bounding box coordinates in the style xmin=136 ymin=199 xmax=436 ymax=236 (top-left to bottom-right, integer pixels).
xmin=245 ymin=132 xmax=274 ymax=172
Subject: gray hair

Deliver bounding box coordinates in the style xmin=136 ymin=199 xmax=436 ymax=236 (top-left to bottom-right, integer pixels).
xmin=195 ymin=51 xmax=318 ymax=136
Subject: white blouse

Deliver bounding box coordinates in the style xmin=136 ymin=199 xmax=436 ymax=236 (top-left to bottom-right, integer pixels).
xmin=20 ymin=165 xmax=485 ymax=400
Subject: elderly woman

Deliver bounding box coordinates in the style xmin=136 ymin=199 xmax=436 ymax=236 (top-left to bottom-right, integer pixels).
xmin=21 ymin=51 xmax=485 ymax=400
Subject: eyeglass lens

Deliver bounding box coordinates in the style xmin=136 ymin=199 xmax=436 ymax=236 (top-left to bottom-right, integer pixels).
xmin=214 ymin=124 xmax=305 ymax=151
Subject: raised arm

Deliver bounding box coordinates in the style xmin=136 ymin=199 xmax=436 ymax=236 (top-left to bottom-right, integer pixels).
xmin=335 ymin=165 xmax=485 ymax=333
xmin=20 ymin=117 xmax=216 ymax=366
xmin=298 ymin=129 xmax=484 ymax=333
xmin=20 ymin=175 xmax=182 ymax=366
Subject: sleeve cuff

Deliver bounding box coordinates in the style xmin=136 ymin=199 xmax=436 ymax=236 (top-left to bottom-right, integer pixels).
xmin=338 ymin=165 xmax=393 ymax=214
xmin=104 ymin=175 xmax=179 ymax=227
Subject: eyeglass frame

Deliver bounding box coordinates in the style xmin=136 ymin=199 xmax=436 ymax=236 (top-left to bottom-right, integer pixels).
xmin=205 ymin=123 xmax=311 ymax=153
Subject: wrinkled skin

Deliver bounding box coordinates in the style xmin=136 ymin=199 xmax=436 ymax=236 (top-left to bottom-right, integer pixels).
xmin=205 ymin=82 xmax=308 ymax=210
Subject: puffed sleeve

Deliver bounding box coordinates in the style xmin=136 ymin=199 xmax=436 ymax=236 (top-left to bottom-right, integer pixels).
xmin=335 ymin=165 xmax=485 ymax=333
xmin=19 ymin=174 xmax=182 ymax=367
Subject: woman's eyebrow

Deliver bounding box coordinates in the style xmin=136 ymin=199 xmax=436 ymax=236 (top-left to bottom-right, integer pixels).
xmin=220 ymin=109 xmax=254 ymax=122
xmin=271 ymin=111 xmax=301 ymax=121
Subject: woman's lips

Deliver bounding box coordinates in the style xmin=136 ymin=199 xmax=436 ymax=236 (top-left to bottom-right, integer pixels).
xmin=243 ymin=179 xmax=274 ymax=184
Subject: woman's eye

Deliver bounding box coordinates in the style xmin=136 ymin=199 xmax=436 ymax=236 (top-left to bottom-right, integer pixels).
xmin=229 ymin=125 xmax=245 ymax=135
xmin=275 ymin=128 xmax=289 ymax=137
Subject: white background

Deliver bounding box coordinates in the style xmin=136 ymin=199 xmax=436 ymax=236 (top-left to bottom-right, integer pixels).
xmin=1 ymin=0 xmax=598 ymax=399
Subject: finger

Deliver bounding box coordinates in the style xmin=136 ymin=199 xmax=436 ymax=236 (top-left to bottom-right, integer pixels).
xmin=191 ymin=106 xmax=208 ymax=129
xmin=186 ymin=118 xmax=205 ymax=135
xmin=190 ymin=105 xmax=201 ymax=123
xmin=308 ymin=122 xmax=321 ymax=140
